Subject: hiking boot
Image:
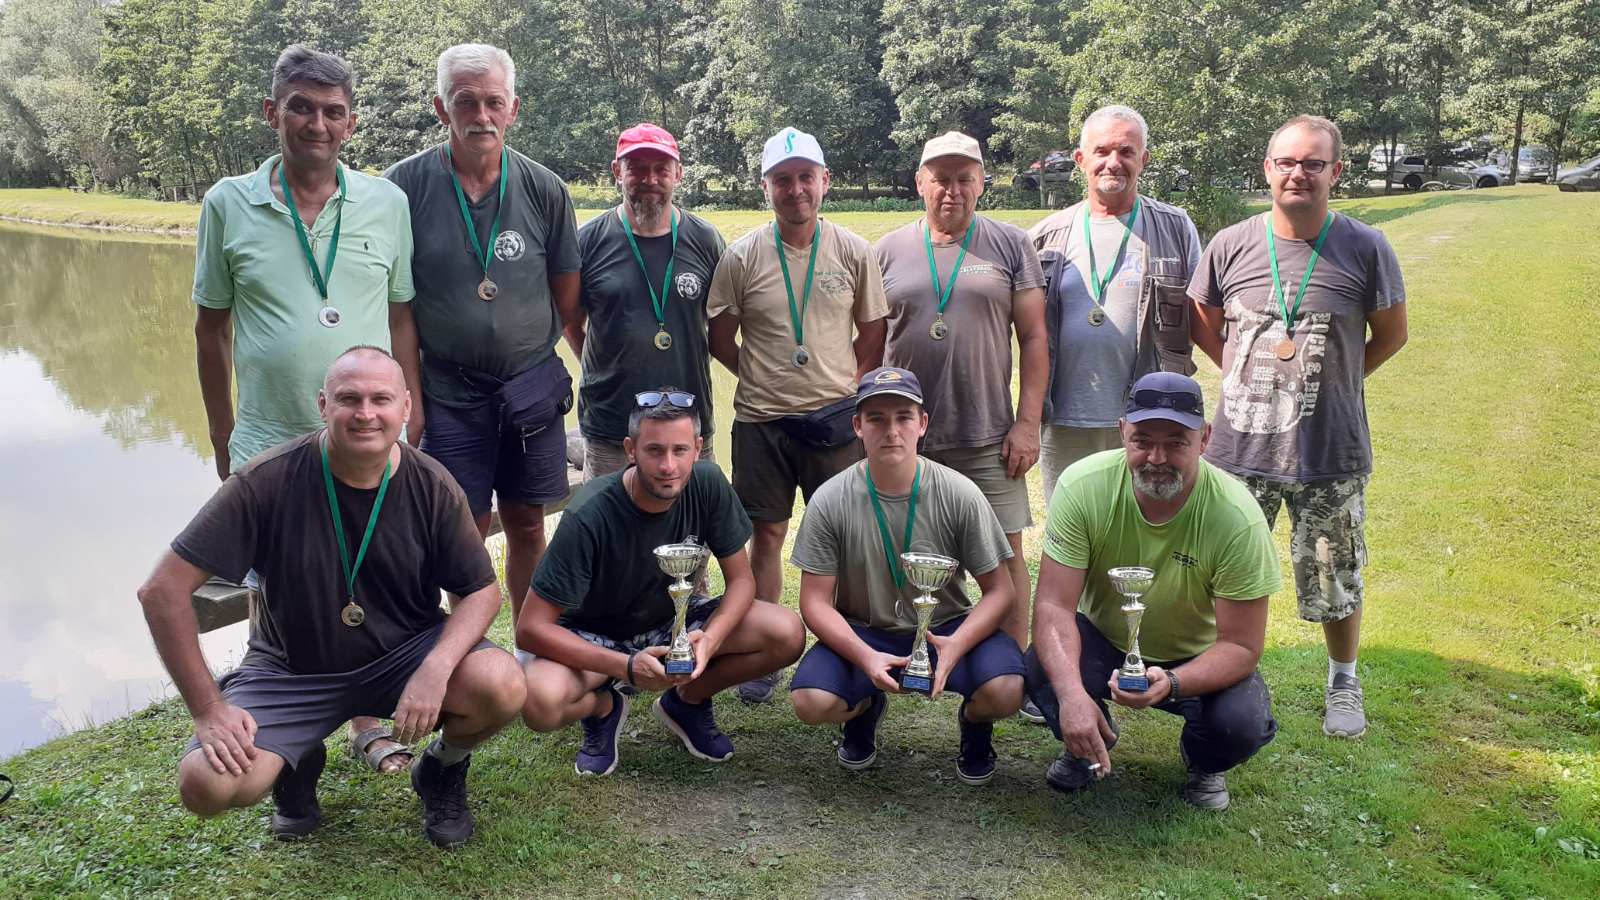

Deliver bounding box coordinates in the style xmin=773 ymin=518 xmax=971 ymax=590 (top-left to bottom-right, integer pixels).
xmin=411 ymin=751 xmax=474 ymax=848
xmin=736 ymin=668 xmax=784 ymax=704
xmin=575 ymin=686 xmax=629 ymax=777
xmin=955 ymin=701 xmax=997 ymax=785
xmin=653 ymin=688 xmax=733 ymax=762
xmin=1018 ymin=697 xmax=1047 ymax=725
xmin=270 ymin=742 xmax=325 ymax=840
xmin=1180 ymin=744 xmax=1230 ymax=811
xmin=1044 ymin=752 xmax=1097 ymax=794
xmin=838 ymin=691 xmax=887 ymax=770
xmin=1323 ymin=673 xmax=1367 ymax=738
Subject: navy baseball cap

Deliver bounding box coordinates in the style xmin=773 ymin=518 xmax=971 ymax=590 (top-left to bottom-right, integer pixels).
xmin=855 ymin=367 xmax=924 ymax=407
xmin=1125 ymin=372 xmax=1206 ymax=430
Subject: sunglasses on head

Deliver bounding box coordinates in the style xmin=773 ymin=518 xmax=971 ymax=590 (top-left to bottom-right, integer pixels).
xmin=635 ymin=390 xmax=696 ymax=409
xmin=1130 ymin=388 xmax=1202 ymax=415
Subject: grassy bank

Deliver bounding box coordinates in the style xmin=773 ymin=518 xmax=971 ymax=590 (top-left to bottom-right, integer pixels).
xmin=2 ymin=185 xmax=1597 ymax=898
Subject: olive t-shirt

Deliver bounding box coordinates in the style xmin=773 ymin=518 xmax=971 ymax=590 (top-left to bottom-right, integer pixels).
xmin=790 ymin=458 xmax=1012 ymax=634
xmin=532 ymin=461 xmax=753 ymax=640
xmin=576 ymin=207 xmax=725 ymax=440
xmin=877 ymin=216 xmax=1046 ymax=451
xmin=1042 ymin=449 xmax=1281 ymax=662
xmin=1190 ymin=212 xmax=1405 ymax=482
xmin=170 ymin=433 xmax=497 ymax=675
xmin=384 ymin=145 xmax=581 ymax=405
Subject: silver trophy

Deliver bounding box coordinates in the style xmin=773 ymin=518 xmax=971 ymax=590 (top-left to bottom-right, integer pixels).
xmin=1108 ymin=566 xmax=1156 ymax=691
xmin=654 ymin=542 xmax=708 ymax=675
xmin=898 ymin=551 xmax=958 ymax=694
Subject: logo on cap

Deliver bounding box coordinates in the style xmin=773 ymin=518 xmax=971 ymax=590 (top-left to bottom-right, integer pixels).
xmin=875 ymin=370 xmax=903 ymax=383
xmin=785 ymin=132 xmax=795 ymax=154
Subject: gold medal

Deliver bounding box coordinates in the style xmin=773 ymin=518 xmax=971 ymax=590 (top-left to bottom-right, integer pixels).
xmin=929 ymin=316 xmax=949 ymax=341
xmin=792 ymin=346 xmax=810 ymax=368
xmin=1088 ymin=308 xmax=1106 ymax=327
xmin=1275 ymin=337 xmax=1297 ymax=361
xmin=477 ymin=277 xmax=498 ymax=301
xmin=653 ymin=328 xmax=673 ymax=351
xmin=341 ymin=600 xmax=365 ymax=627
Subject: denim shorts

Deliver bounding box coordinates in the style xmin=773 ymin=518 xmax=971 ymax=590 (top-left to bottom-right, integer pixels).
xmin=789 ymin=614 xmax=1026 ymax=708
xmin=421 ymin=396 xmax=569 ymax=518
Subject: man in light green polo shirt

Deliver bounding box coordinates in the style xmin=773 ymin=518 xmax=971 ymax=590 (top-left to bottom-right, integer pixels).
xmin=1027 ymin=372 xmax=1280 ymax=810
xmin=192 ymin=44 xmax=420 ymax=780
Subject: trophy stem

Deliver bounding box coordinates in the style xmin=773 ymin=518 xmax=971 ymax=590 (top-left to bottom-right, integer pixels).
xmin=665 ymin=577 xmax=695 ymax=674
xmin=1117 ymin=598 xmax=1149 ymax=691
xmin=901 ymin=595 xmax=937 ymax=694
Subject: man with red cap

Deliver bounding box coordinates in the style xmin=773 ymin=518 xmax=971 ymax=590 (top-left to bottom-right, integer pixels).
xmin=571 ymin=124 xmax=726 ymax=479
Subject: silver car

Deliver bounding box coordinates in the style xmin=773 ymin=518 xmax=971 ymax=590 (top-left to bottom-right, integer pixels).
xmin=1392 ymin=154 xmax=1512 ymax=190
xmin=1555 ymin=154 xmax=1600 ymax=192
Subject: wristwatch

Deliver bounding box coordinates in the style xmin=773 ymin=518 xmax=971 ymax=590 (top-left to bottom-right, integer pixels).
xmin=1166 ymin=669 xmax=1182 ymax=702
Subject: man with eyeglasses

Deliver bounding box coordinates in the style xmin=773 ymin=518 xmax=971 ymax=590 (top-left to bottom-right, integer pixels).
xmin=515 ymin=389 xmax=806 ymax=775
xmin=1190 ymin=115 xmax=1408 ymax=740
xmin=1027 ymin=372 xmax=1281 ymax=810
xmin=572 ymin=124 xmax=725 ymax=479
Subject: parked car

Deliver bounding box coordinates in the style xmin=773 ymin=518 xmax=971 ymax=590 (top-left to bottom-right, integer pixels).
xmin=1555 ymin=154 xmax=1600 ymax=192
xmin=1516 ymin=146 xmax=1553 ymax=182
xmin=1013 ymin=151 xmax=1074 ymax=190
xmin=1368 ymin=144 xmax=1409 ymax=174
xmin=1391 ymin=154 xmax=1511 ymax=190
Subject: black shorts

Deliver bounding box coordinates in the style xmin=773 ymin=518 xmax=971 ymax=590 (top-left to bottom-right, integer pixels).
xmin=790 ymin=614 xmax=1026 ymax=709
xmin=421 ymin=396 xmax=569 ymax=518
xmin=182 ymin=624 xmax=499 ymax=769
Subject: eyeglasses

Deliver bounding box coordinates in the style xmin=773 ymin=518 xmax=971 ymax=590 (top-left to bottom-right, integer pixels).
xmin=1130 ymin=388 xmax=1202 ymax=415
xmin=1269 ymin=157 xmax=1331 ymax=175
xmin=635 ymin=390 xmax=696 ymax=409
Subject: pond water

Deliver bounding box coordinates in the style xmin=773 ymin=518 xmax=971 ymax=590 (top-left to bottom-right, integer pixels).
xmin=0 ymin=219 xmax=736 ymax=758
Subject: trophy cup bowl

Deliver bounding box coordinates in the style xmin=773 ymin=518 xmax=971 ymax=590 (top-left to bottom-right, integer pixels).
xmin=898 ymin=552 xmax=958 ymax=694
xmin=1107 ymin=565 xmax=1156 ymax=692
xmin=655 ymin=542 xmax=707 ymax=675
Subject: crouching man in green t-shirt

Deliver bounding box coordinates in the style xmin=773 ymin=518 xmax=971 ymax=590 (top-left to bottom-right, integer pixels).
xmin=1029 ymin=372 xmax=1282 ymax=810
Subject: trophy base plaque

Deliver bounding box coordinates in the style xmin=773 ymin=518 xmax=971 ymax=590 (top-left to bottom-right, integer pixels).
xmin=664 ymin=658 xmax=695 ymax=675
xmin=900 ymin=672 xmax=933 ymax=694
xmin=1116 ymin=673 xmax=1149 ymax=692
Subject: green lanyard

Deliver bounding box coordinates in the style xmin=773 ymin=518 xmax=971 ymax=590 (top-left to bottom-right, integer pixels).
xmin=620 ymin=206 xmax=679 ymax=328
xmin=321 ymin=435 xmax=393 ymax=606
xmin=773 ymin=221 xmax=821 ymax=348
xmin=279 ymin=162 xmax=346 ymax=301
xmin=923 ymin=217 xmax=977 ymax=317
xmin=1082 ymin=197 xmax=1140 ymax=302
xmin=865 ymin=461 xmax=922 ymax=590
xmin=446 ymin=146 xmax=508 ymax=278
xmin=1265 ymin=212 xmax=1334 ymax=337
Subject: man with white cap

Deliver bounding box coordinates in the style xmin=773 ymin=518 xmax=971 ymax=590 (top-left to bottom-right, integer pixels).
xmin=874 ymin=130 xmax=1047 ymax=677
xmin=572 ymin=123 xmax=726 ymax=479
xmin=708 ymin=127 xmax=889 ymax=703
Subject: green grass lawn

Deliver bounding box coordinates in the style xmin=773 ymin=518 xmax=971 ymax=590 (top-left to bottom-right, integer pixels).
xmin=2 ymin=185 xmax=1598 ymax=898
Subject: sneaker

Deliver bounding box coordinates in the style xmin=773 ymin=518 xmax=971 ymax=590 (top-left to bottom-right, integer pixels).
xmin=1044 ymin=752 xmax=1096 ymax=794
xmin=736 ymin=668 xmax=784 ymax=704
xmin=410 ymin=751 xmax=474 ymax=848
xmin=1180 ymin=744 xmax=1230 ymax=810
xmin=837 ymin=691 xmax=887 ymax=770
xmin=1323 ymin=673 xmax=1367 ymax=738
xmin=1018 ymin=697 xmax=1047 ymax=725
xmin=955 ymin=701 xmax=997 ymax=785
xmin=270 ymin=742 xmax=325 ymax=840
xmin=653 ymin=688 xmax=734 ymax=762
xmin=575 ymin=686 xmax=629 ymax=776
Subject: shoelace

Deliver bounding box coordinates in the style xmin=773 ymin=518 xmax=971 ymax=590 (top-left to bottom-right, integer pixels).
xmin=1327 ymin=686 xmax=1364 ymax=712
xmin=579 ymin=714 xmax=613 ymax=755
xmin=426 ymin=763 xmax=468 ymax=819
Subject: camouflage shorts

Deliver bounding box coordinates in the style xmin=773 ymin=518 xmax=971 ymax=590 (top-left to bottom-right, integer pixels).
xmin=1241 ymin=475 xmax=1368 ymax=624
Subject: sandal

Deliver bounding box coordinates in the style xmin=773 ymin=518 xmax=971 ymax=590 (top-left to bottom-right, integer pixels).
xmin=0 ymin=773 xmax=12 ymax=805
xmin=348 ymin=726 xmax=414 ymax=773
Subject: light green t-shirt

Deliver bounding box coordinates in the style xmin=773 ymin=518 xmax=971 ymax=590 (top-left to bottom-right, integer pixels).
xmin=1043 ymin=449 xmax=1280 ymax=661
xmin=791 ymin=457 xmax=1013 ymax=634
xmin=193 ymin=155 xmax=416 ymax=470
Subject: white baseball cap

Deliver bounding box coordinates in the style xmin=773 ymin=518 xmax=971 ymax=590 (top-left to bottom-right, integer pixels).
xmin=761 ymin=127 xmax=826 ymax=175
xmin=919 ymin=131 xmax=984 ymax=167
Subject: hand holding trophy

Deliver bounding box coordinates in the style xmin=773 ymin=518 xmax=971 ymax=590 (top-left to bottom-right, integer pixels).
xmin=1107 ymin=566 xmax=1156 ymax=692
xmin=654 ymin=542 xmax=709 ymax=676
xmin=897 ymin=551 xmax=958 ymax=694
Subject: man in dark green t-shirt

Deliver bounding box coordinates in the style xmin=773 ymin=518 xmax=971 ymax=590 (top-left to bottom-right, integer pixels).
xmin=516 ymin=390 xmax=805 ymax=776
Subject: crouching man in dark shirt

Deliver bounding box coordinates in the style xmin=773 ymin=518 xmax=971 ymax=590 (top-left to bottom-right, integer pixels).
xmin=137 ymin=346 xmax=526 ymax=849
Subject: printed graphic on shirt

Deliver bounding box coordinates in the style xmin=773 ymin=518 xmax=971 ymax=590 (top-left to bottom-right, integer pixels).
xmin=1219 ymin=293 xmax=1330 ymax=435
xmin=495 ymin=230 xmax=527 ymax=261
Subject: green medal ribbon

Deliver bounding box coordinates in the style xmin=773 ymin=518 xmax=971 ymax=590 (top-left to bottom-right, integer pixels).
xmin=865 ymin=460 xmax=922 ymax=590
xmin=321 ymin=434 xmax=393 ymax=606
xmin=279 ymin=162 xmax=346 ymax=301
xmin=773 ymin=221 xmax=821 ymax=349
xmin=923 ymin=216 xmax=977 ymax=317
xmin=1082 ymin=197 xmax=1141 ymax=303
xmin=1265 ymin=211 xmax=1334 ymax=337
xmin=620 ymin=206 xmax=679 ymax=330
xmin=446 ymin=145 xmax=509 ymax=279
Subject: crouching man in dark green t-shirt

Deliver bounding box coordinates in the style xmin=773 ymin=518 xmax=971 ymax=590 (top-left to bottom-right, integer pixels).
xmin=516 ymin=389 xmax=805 ymax=775
xmin=1028 ymin=372 xmax=1282 ymax=810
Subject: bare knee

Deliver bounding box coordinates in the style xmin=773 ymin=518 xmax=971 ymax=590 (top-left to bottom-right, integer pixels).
xmin=965 ymin=674 xmax=1025 ymax=721
xmin=177 ymin=750 xmax=273 ymax=817
xmin=791 ymin=688 xmax=849 ymax=725
xmin=751 ymin=520 xmax=788 ymax=553
xmin=768 ymin=606 xmax=807 ymax=666
xmin=500 ymin=506 xmax=547 ymax=546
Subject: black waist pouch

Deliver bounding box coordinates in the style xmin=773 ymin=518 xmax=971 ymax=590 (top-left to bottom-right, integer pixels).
xmin=776 ymin=397 xmax=857 ymax=449
xmin=496 ymin=356 xmax=573 ymax=434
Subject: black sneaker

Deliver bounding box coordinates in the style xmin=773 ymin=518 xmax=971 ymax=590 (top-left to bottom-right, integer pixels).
xmin=1044 ymin=752 xmax=1097 ymax=794
xmin=270 ymin=742 xmax=325 ymax=840
xmin=736 ymin=668 xmax=784 ymax=704
xmin=955 ymin=701 xmax=997 ymax=785
xmin=1180 ymin=744 xmax=1230 ymax=811
xmin=410 ymin=751 xmax=474 ymax=848
xmin=575 ymin=686 xmax=628 ymax=776
xmin=837 ymin=691 xmax=887 ymax=770
xmin=653 ymin=688 xmax=734 ymax=762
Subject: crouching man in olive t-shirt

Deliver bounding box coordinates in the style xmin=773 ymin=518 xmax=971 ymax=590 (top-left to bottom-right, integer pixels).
xmin=516 ymin=389 xmax=805 ymax=776
xmin=137 ymin=347 xmax=526 ymax=849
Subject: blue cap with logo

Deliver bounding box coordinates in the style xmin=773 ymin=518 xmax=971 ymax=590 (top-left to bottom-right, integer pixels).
xmin=1125 ymin=371 xmax=1206 ymax=430
xmin=855 ymin=366 xmax=924 ymax=408
xmin=761 ymin=126 xmax=826 ymax=175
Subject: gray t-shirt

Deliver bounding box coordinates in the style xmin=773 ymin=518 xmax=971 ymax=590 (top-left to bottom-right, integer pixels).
xmin=877 ymin=216 xmax=1045 ymax=451
xmin=790 ymin=458 xmax=1013 ymax=634
xmin=384 ymin=145 xmax=580 ymax=405
xmin=1190 ymin=212 xmax=1406 ymax=482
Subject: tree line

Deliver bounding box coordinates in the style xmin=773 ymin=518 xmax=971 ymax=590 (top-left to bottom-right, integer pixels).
xmin=1 ymin=0 xmax=1598 ymax=202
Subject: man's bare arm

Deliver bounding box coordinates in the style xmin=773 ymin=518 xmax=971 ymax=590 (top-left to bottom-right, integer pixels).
xmin=852 ymin=316 xmax=886 ymax=381
xmin=550 ymin=271 xmax=583 ymax=357
xmin=708 ymin=312 xmax=741 ymax=375
xmin=1190 ymin=298 xmax=1225 ymax=368
xmin=1364 ymin=304 xmax=1408 ymax=376
xmin=388 ymin=302 xmax=425 ymax=443
xmin=195 ymin=307 xmax=235 ymax=480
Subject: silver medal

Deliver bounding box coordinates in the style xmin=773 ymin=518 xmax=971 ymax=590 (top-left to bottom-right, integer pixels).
xmin=318 ymin=306 xmax=342 ymax=328
xmin=792 ymin=346 xmax=810 ymax=368
xmin=1088 ymin=308 xmax=1105 ymax=327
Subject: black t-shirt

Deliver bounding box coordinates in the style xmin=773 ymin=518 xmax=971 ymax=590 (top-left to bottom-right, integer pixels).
xmin=576 ymin=207 xmax=725 ymax=441
xmin=532 ymin=461 xmax=752 ymax=639
xmin=171 ymin=433 xmax=497 ymax=674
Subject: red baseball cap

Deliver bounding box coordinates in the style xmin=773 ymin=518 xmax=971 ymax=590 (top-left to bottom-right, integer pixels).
xmin=616 ymin=123 xmax=680 ymax=161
